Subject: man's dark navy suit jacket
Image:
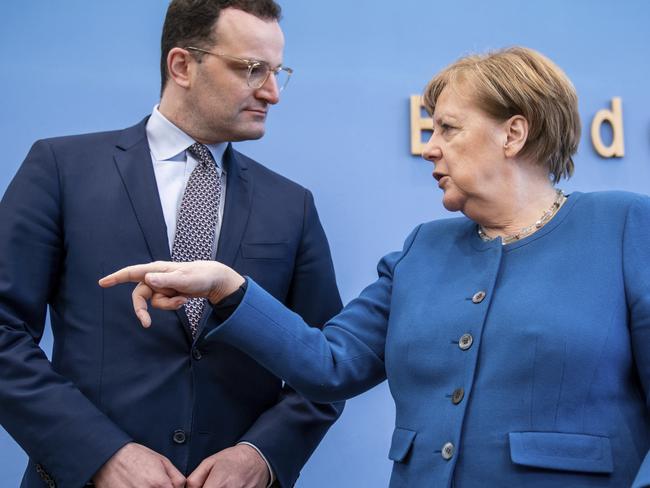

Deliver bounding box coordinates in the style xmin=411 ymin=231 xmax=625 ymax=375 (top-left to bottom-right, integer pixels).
xmin=0 ymin=118 xmax=343 ymax=488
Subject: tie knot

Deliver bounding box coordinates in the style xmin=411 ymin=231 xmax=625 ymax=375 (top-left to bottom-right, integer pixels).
xmin=188 ymin=143 xmax=215 ymax=166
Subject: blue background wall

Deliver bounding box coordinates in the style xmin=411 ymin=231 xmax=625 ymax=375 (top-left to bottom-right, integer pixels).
xmin=1 ymin=1 xmax=649 ymax=485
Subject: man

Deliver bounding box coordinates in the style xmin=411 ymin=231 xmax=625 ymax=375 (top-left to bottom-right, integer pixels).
xmin=0 ymin=1 xmax=343 ymax=487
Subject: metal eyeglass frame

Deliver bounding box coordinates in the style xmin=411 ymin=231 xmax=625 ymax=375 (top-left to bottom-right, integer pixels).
xmin=185 ymin=46 xmax=293 ymax=91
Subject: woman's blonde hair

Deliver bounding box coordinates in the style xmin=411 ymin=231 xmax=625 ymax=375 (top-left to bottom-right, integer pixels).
xmin=423 ymin=47 xmax=581 ymax=183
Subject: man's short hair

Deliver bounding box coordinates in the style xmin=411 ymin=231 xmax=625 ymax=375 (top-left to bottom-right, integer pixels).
xmin=160 ymin=0 xmax=282 ymax=95
xmin=423 ymin=47 xmax=581 ymax=183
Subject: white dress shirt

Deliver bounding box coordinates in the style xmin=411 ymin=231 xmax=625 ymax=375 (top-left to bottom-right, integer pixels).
xmin=145 ymin=107 xmax=275 ymax=486
xmin=145 ymin=106 xmax=227 ymax=254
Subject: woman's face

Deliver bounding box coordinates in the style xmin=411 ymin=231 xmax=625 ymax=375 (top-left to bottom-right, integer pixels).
xmin=422 ymin=84 xmax=511 ymax=215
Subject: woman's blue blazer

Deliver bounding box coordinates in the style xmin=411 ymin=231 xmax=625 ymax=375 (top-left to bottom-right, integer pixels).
xmin=209 ymin=191 xmax=650 ymax=487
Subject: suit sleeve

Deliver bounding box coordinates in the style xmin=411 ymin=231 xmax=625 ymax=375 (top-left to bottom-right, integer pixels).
xmin=234 ymin=190 xmax=343 ymax=487
xmin=210 ymin=222 xmax=421 ymax=485
xmin=0 ymin=141 xmax=132 ymax=488
xmin=624 ymin=196 xmax=650 ymax=488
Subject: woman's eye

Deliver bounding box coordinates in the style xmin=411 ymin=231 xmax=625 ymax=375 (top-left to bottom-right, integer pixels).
xmin=432 ymin=121 xmax=457 ymax=135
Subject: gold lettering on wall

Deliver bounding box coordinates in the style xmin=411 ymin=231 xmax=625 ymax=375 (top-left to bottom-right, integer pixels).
xmin=410 ymin=95 xmax=433 ymax=155
xmin=590 ymin=97 xmax=625 ymax=158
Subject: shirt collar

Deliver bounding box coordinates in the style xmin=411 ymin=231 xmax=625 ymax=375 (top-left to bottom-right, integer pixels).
xmin=146 ymin=105 xmax=227 ymax=170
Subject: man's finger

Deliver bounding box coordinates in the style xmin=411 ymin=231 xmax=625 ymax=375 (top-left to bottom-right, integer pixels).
xmin=186 ymin=457 xmax=213 ymax=488
xmin=160 ymin=456 xmax=186 ymax=488
xmin=133 ymin=282 xmax=154 ymax=328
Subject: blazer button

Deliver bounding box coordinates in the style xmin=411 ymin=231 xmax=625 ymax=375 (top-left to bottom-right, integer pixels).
xmin=192 ymin=348 xmax=202 ymax=360
xmin=472 ymin=290 xmax=486 ymax=303
xmin=451 ymin=387 xmax=465 ymax=405
xmin=172 ymin=429 xmax=187 ymax=444
xmin=458 ymin=333 xmax=473 ymax=351
xmin=441 ymin=442 xmax=455 ymax=460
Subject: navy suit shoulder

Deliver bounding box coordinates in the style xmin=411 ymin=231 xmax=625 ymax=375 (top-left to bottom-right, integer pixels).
xmin=231 ymin=148 xmax=307 ymax=191
xmin=33 ymin=119 xmax=145 ymax=158
xmin=38 ymin=126 xmax=130 ymax=146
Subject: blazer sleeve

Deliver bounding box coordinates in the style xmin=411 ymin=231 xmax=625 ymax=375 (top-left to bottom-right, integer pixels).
xmin=0 ymin=141 xmax=132 ymax=488
xmin=235 ymin=190 xmax=343 ymax=487
xmin=209 ymin=223 xmax=422 ymax=403
xmin=624 ymin=195 xmax=650 ymax=488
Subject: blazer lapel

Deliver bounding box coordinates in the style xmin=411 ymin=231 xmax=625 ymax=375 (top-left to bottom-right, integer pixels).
xmin=113 ymin=118 xmax=171 ymax=263
xmin=113 ymin=120 xmax=193 ymax=341
xmin=216 ymin=145 xmax=253 ymax=267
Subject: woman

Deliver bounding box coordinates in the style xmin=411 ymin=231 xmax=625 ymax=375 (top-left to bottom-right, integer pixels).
xmin=101 ymin=47 xmax=650 ymax=487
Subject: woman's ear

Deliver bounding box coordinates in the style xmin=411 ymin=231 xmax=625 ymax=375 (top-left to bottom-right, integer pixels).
xmin=503 ymin=115 xmax=529 ymax=158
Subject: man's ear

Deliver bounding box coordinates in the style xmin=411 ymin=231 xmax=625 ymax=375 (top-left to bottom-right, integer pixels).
xmin=503 ymin=115 xmax=529 ymax=158
xmin=167 ymin=47 xmax=194 ymax=89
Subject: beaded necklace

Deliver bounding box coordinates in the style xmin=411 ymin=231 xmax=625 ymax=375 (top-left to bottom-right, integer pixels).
xmin=477 ymin=189 xmax=567 ymax=245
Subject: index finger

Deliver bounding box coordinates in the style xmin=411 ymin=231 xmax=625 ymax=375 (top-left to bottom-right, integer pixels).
xmin=98 ymin=262 xmax=173 ymax=288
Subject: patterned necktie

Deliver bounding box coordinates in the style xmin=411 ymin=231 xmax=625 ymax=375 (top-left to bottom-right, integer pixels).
xmin=171 ymin=142 xmax=223 ymax=337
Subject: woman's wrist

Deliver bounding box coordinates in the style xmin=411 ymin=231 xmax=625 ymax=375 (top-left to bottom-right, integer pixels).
xmin=208 ymin=268 xmax=246 ymax=305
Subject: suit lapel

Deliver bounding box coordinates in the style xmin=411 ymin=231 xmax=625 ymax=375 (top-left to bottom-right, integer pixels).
xmin=113 ymin=119 xmax=172 ymax=263
xmin=216 ymin=145 xmax=252 ymax=267
xmin=113 ymin=130 xmax=253 ymax=341
xmin=113 ymin=120 xmax=193 ymax=342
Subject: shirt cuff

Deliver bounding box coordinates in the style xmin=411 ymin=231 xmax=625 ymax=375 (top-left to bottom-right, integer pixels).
xmin=237 ymin=441 xmax=275 ymax=487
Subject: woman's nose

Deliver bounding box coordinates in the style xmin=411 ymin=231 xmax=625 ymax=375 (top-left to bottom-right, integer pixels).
xmin=421 ymin=133 xmax=441 ymax=162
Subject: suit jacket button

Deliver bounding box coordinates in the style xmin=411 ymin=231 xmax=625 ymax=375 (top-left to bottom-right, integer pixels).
xmin=441 ymin=442 xmax=455 ymax=460
xmin=172 ymin=429 xmax=187 ymax=444
xmin=451 ymin=388 xmax=465 ymax=405
xmin=472 ymin=290 xmax=486 ymax=303
xmin=192 ymin=348 xmax=202 ymax=360
xmin=458 ymin=333 xmax=473 ymax=351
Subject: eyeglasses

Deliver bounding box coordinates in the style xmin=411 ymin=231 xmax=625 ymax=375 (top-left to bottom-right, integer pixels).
xmin=186 ymin=46 xmax=293 ymax=91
